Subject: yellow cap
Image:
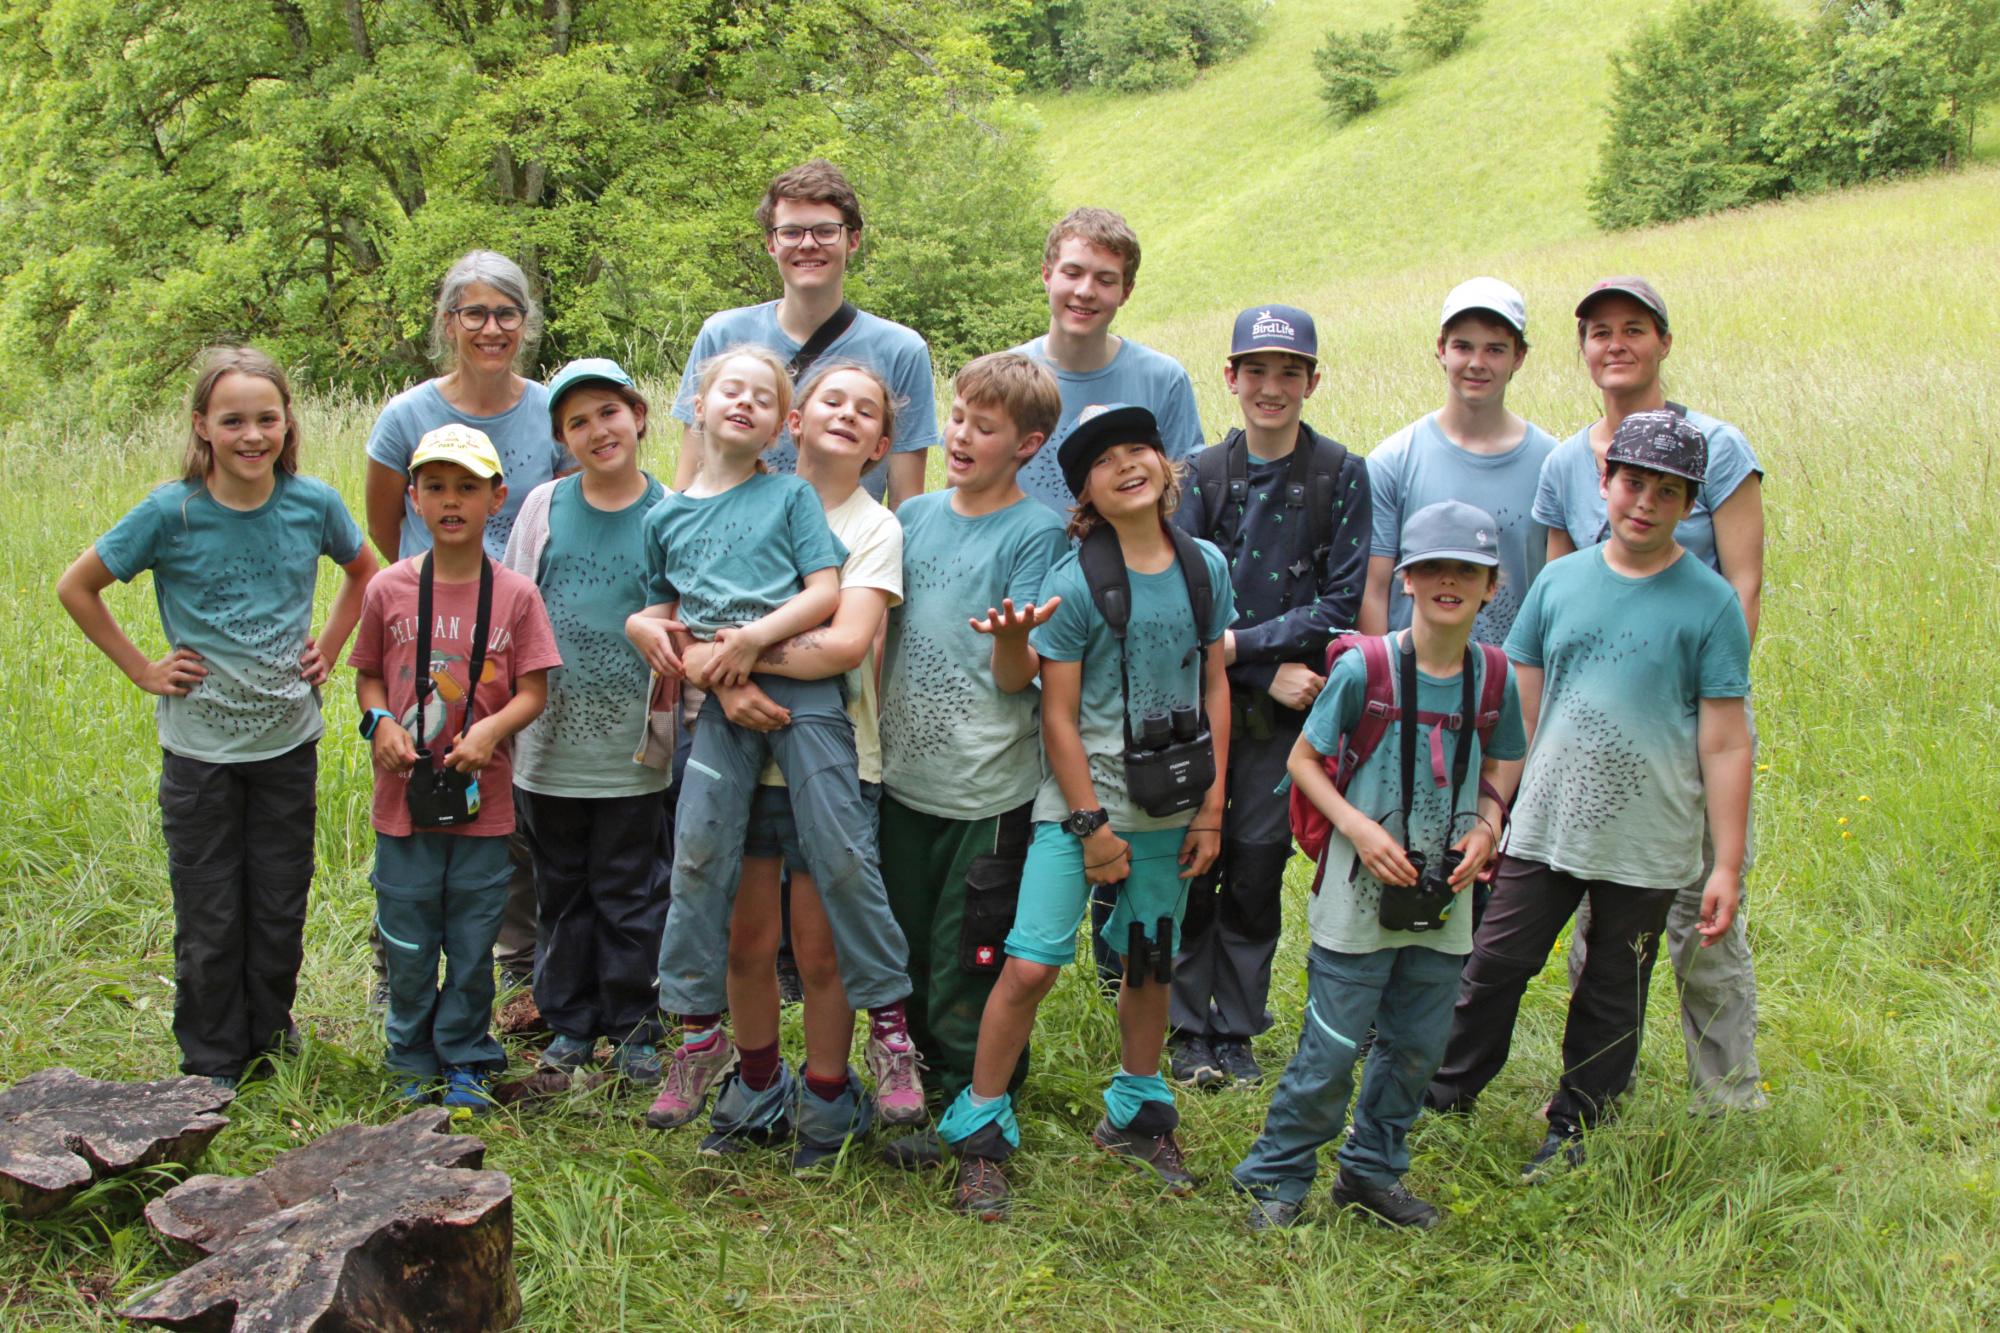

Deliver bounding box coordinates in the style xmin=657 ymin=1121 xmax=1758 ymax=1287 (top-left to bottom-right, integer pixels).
xmin=409 ymin=424 xmax=504 ymax=479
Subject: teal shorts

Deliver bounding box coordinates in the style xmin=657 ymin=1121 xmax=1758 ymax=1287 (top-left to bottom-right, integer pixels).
xmin=1004 ymin=822 xmax=1191 ymax=968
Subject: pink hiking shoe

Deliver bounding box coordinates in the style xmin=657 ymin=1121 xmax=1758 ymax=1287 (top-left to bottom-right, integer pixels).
xmin=644 ymin=1032 xmax=739 ymax=1130
xmin=866 ymin=1029 xmax=928 ymax=1126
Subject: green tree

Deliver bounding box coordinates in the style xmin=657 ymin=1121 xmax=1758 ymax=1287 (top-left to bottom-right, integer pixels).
xmin=978 ymin=0 xmax=1261 ymax=92
xmin=1402 ymin=0 xmax=1482 ymax=62
xmin=1313 ymin=27 xmax=1398 ymax=121
xmin=1587 ymin=0 xmax=1804 ymax=230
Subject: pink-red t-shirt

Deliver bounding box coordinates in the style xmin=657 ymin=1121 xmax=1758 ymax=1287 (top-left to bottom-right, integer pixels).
xmin=349 ymin=557 xmax=561 ymax=837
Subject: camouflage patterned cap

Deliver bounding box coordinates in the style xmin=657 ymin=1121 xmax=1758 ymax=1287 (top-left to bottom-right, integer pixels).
xmin=1606 ymin=409 xmax=1706 ymax=485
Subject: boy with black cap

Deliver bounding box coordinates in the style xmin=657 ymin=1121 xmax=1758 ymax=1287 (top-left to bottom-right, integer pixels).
xmin=1426 ymin=410 xmax=1754 ymax=1179
xmin=936 ymin=403 xmax=1234 ymax=1220
xmin=1361 ymin=278 xmax=1558 ymax=646
xmin=1232 ymin=500 xmax=1524 ymax=1230
xmin=1168 ymin=304 xmax=1371 ymax=1089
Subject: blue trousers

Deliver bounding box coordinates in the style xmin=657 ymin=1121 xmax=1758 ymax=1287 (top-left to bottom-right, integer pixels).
xmin=1232 ymin=942 xmax=1462 ymax=1205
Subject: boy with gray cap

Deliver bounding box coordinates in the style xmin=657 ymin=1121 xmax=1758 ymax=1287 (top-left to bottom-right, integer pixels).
xmin=1168 ymin=304 xmax=1371 ymax=1090
xmin=1232 ymin=500 xmax=1524 ymax=1230
xmin=1427 ymin=410 xmax=1754 ymax=1180
xmin=1361 ymin=277 xmax=1558 ymax=646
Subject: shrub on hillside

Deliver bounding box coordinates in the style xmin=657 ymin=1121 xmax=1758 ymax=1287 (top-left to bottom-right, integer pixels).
xmin=1587 ymin=0 xmax=1805 ymax=229
xmin=1403 ymin=0 xmax=1484 ymax=61
xmin=1315 ymin=28 xmax=1400 ymax=121
xmin=982 ymin=0 xmax=1262 ymax=93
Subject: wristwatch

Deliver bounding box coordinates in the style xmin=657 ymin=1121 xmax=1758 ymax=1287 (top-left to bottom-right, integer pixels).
xmin=1061 ymin=807 xmax=1110 ymax=838
xmin=358 ymin=707 xmax=396 ymax=739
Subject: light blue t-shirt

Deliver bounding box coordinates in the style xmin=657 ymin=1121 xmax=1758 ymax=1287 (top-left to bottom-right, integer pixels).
xmin=1009 ymin=335 xmax=1205 ymax=516
xmin=1532 ymin=409 xmax=1762 ymax=576
xmin=641 ymin=471 xmax=845 ymax=637
xmin=1029 ymin=538 xmax=1236 ymax=832
xmin=1300 ymin=638 xmax=1526 ymax=955
xmin=671 ymin=301 xmax=940 ymax=501
xmin=1504 ymin=546 xmax=1751 ymax=889
xmin=1369 ymin=413 xmax=1559 ymax=645
xmin=365 ymin=379 xmax=571 ymax=559
xmin=879 ymin=492 xmax=1068 ymax=820
xmin=513 ymin=474 xmax=670 ymax=798
xmin=95 ymin=473 xmax=364 ymax=764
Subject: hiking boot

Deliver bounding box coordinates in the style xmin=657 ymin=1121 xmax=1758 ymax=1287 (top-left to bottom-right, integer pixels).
xmin=698 ymin=1065 xmax=796 ymax=1157
xmin=791 ymin=1066 xmax=876 ymax=1174
xmin=776 ymin=953 xmax=804 ymax=1007
xmin=1244 ymin=1195 xmax=1303 ymax=1231
xmin=1331 ymin=1168 xmax=1441 ymax=1230
xmin=1211 ymin=1038 xmax=1264 ymax=1087
xmin=538 ymin=1034 xmax=596 ymax=1074
xmin=881 ymin=1127 xmax=948 ymax=1171
xmin=1092 ymin=1116 xmax=1197 ymax=1195
xmin=369 ymin=977 xmax=391 ymax=1011
xmin=953 ymin=1156 xmax=1010 ymax=1221
xmin=1522 ymin=1131 xmax=1586 ymax=1183
xmin=644 ymin=1033 xmax=739 ymax=1130
xmin=612 ymin=1042 xmax=662 ymax=1086
xmin=1170 ymin=1036 xmax=1225 ymax=1090
xmin=440 ymin=1066 xmax=497 ymax=1115
xmin=865 ymin=1030 xmax=928 ymax=1125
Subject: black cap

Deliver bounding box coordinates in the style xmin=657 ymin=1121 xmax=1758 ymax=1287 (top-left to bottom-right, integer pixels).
xmin=1055 ymin=403 xmax=1161 ymax=500
xmin=1606 ymin=409 xmax=1707 ymax=485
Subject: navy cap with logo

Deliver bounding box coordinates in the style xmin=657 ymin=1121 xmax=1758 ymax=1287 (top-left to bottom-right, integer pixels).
xmin=1575 ymin=276 xmax=1669 ymax=331
xmin=1606 ymin=408 xmax=1707 ymax=485
xmin=1394 ymin=500 xmax=1502 ymax=573
xmin=1229 ymin=304 xmax=1317 ymax=363
xmin=1055 ymin=402 xmax=1162 ymax=500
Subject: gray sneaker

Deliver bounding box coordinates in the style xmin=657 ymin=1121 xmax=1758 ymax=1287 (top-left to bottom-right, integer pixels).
xmin=1211 ymin=1038 xmax=1264 ymax=1087
xmin=538 ymin=1034 xmax=596 ymax=1074
xmin=1170 ymin=1036 xmax=1225 ymax=1090
xmin=612 ymin=1042 xmax=663 ymax=1086
xmin=1245 ymin=1195 xmax=1303 ymax=1231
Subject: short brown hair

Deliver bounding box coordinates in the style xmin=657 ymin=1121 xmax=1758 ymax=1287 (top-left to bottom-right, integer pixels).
xmin=1065 ymin=448 xmax=1185 ymax=542
xmin=952 ymin=352 xmax=1062 ymax=444
xmin=551 ymin=381 xmax=650 ymax=442
xmin=756 ymin=159 xmax=863 ymax=233
xmin=796 ymin=358 xmax=902 ymax=476
xmin=1043 ymin=207 xmax=1141 ymax=288
xmin=183 ymin=346 xmax=300 ymax=484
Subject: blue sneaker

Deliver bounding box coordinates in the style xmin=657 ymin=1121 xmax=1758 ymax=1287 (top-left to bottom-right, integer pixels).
xmin=612 ymin=1043 xmax=663 ymax=1085
xmin=792 ymin=1065 xmax=877 ymax=1174
xmin=698 ymin=1065 xmax=795 ymax=1156
xmin=441 ymin=1066 xmax=497 ymax=1114
xmin=539 ymin=1034 xmax=596 ymax=1074
xmin=393 ymin=1074 xmax=435 ymax=1105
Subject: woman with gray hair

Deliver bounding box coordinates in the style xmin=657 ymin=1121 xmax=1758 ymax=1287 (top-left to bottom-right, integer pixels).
xmin=363 ymin=249 xmax=573 ymax=562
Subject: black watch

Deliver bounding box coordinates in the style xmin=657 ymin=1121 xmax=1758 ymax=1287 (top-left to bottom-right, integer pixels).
xmin=1062 ymin=807 xmax=1109 ymax=838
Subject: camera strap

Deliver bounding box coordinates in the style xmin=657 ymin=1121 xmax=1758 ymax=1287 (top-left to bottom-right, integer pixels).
xmin=1397 ymin=635 xmax=1477 ymax=854
xmin=787 ymin=300 xmax=859 ymax=379
xmin=1078 ymin=523 xmax=1215 ymax=748
xmin=414 ymin=551 xmax=495 ymax=766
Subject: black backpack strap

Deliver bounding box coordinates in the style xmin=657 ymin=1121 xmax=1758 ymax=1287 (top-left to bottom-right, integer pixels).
xmin=1164 ymin=524 xmax=1215 ymax=649
xmin=1307 ymin=432 xmax=1351 ymax=558
xmin=787 ymin=300 xmax=859 ymax=379
xmin=1666 ymin=400 xmax=1688 ymax=418
xmin=1226 ymin=434 xmax=1249 ymax=506
xmin=1188 ymin=433 xmax=1241 ymax=554
xmin=1076 ymin=525 xmax=1131 ymax=640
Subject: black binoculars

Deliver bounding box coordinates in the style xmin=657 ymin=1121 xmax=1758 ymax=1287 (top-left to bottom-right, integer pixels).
xmin=1376 ymin=847 xmax=1461 ymax=934
xmin=1134 ymin=706 xmax=1201 ymax=752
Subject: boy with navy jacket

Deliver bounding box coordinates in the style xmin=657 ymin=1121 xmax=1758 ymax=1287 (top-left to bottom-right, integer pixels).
xmin=1168 ymin=305 xmax=1370 ymax=1088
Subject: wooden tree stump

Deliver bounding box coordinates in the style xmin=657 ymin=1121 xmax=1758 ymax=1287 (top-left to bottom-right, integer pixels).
xmin=122 ymin=1109 xmax=520 ymax=1332
xmin=0 ymin=1067 xmax=232 ymax=1220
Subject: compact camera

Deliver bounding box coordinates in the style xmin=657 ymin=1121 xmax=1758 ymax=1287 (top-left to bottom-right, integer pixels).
xmin=406 ymin=755 xmax=481 ymax=829
xmin=1377 ymin=847 xmax=1461 ymax=934
xmin=1123 ymin=704 xmax=1215 ymax=818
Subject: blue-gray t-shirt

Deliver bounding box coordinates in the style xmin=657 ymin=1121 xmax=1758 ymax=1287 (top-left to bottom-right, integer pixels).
xmin=1503 ymin=547 xmax=1751 ymax=889
xmin=641 ymin=471 xmax=845 ymax=637
xmin=1009 ymin=336 xmax=1205 ymax=516
xmin=1532 ymin=409 xmax=1762 ymax=576
xmin=1299 ymin=637 xmax=1526 ymax=956
xmin=1368 ymin=413 xmax=1559 ymax=645
xmin=513 ymin=474 xmax=670 ymax=798
xmin=670 ymin=301 xmax=940 ymax=501
xmin=1029 ymin=538 xmax=1235 ymax=832
xmin=365 ymin=378 xmax=571 ymax=560
xmin=879 ymin=492 xmax=1068 ymax=820
xmin=95 ymin=473 xmax=364 ymax=764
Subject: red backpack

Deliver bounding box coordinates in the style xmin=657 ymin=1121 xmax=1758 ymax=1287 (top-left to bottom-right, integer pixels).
xmin=1289 ymin=632 xmax=1510 ymax=893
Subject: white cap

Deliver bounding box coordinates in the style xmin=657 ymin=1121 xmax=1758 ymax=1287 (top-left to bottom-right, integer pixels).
xmin=1440 ymin=277 xmax=1527 ymax=335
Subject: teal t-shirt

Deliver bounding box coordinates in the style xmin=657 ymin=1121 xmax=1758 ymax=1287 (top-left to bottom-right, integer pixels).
xmin=1368 ymin=412 xmax=1559 ymax=645
xmin=1009 ymin=336 xmax=1206 ymax=516
xmin=95 ymin=473 xmax=364 ymax=764
xmin=640 ymin=471 xmax=845 ymax=637
xmin=1028 ymin=537 xmax=1236 ymax=832
xmin=1299 ymin=637 xmax=1525 ymax=956
xmin=364 ymin=378 xmax=571 ymax=560
xmin=879 ymin=492 xmax=1068 ymax=820
xmin=513 ymin=474 xmax=669 ymax=798
xmin=1504 ymin=546 xmax=1751 ymax=889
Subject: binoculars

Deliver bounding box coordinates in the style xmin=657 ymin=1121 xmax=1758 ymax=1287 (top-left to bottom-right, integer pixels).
xmin=1376 ymin=847 xmax=1461 ymax=934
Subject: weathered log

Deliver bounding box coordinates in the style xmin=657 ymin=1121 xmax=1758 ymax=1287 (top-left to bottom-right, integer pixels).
xmin=0 ymin=1067 xmax=232 ymax=1220
xmin=122 ymin=1109 xmax=520 ymax=1332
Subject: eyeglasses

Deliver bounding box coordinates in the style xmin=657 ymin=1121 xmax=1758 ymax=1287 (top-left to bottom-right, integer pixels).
xmin=449 ymin=305 xmax=526 ymax=332
xmin=768 ymin=223 xmax=848 ymax=248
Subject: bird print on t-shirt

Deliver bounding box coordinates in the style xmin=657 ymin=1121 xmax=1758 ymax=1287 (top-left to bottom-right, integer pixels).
xmin=1516 ymin=627 xmax=1651 ymax=834
xmin=879 ymin=547 xmax=981 ymax=767
xmin=188 ymin=547 xmax=307 ymax=743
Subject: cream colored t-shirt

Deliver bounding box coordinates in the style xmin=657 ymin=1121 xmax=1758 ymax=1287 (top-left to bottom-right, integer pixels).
xmin=759 ymin=486 xmax=904 ymax=786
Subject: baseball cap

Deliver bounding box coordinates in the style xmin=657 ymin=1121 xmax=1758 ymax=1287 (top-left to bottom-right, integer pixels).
xmin=1605 ymin=409 xmax=1707 ymax=485
xmin=547 ymin=357 xmax=635 ymax=419
xmin=1574 ymin=276 xmax=1669 ymax=331
xmin=1439 ymin=277 xmax=1527 ymax=335
xmin=409 ymin=423 xmax=504 ymax=480
xmin=1055 ymin=403 xmax=1162 ymax=500
xmin=1394 ymin=500 xmax=1502 ymax=572
xmin=1229 ymin=304 xmax=1318 ymax=363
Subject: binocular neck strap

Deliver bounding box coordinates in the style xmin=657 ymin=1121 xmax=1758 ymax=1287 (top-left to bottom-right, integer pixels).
xmin=414 ymin=552 xmax=496 ymax=765
xmin=1397 ymin=635 xmax=1479 ymax=853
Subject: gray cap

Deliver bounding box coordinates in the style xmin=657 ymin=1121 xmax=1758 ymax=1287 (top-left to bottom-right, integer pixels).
xmin=1575 ymin=276 xmax=1669 ymax=331
xmin=1395 ymin=500 xmax=1502 ymax=572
